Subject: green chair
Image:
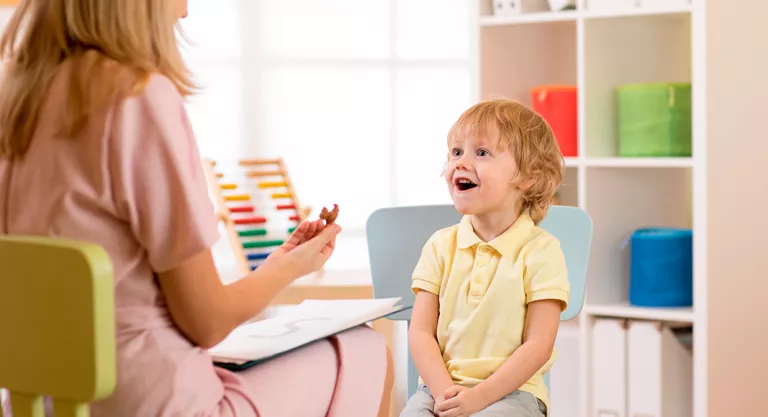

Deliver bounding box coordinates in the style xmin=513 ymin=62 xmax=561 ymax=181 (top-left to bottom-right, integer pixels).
xmin=0 ymin=236 xmax=116 ymax=417
xmin=365 ymin=204 xmax=593 ymax=399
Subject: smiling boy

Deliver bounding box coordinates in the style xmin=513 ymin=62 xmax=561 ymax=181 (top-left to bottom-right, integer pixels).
xmin=400 ymin=99 xmax=569 ymax=417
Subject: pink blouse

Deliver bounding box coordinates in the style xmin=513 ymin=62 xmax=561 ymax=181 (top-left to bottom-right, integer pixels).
xmin=1 ymin=66 xmax=245 ymax=416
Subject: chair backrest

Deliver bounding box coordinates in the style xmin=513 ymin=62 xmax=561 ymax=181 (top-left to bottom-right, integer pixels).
xmin=365 ymin=204 xmax=593 ymax=397
xmin=366 ymin=204 xmax=593 ymax=320
xmin=0 ymin=236 xmax=116 ymax=417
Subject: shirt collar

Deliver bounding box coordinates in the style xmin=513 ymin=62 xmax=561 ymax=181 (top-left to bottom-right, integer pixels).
xmin=457 ymin=211 xmax=535 ymax=258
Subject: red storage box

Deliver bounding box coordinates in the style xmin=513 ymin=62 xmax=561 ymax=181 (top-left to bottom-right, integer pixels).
xmin=531 ymin=85 xmax=578 ymax=157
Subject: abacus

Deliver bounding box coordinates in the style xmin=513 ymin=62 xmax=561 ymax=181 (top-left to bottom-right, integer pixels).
xmin=203 ymin=158 xmax=311 ymax=275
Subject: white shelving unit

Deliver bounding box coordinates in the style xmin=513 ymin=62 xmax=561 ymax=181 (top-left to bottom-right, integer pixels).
xmin=470 ymin=1 xmax=705 ymax=416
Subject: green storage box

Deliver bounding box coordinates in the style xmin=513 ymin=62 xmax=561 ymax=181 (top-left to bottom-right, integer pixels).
xmin=617 ymin=83 xmax=692 ymax=157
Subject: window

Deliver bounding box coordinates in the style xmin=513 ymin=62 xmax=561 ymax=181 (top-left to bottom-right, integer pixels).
xmin=180 ymin=0 xmax=245 ymax=163
xmin=182 ymin=0 xmax=473 ymax=232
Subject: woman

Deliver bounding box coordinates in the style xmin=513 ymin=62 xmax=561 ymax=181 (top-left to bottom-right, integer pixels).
xmin=0 ymin=1 xmax=391 ymax=416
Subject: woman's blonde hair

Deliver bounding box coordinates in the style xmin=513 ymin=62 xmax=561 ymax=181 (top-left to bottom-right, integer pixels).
xmin=0 ymin=0 xmax=194 ymax=159
xmin=447 ymin=99 xmax=565 ymax=225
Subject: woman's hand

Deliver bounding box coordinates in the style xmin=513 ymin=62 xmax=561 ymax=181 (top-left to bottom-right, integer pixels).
xmin=265 ymin=219 xmax=341 ymax=277
xmin=265 ymin=219 xmax=325 ymax=263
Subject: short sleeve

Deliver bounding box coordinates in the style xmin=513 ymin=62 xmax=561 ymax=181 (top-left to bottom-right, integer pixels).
xmin=523 ymin=235 xmax=570 ymax=311
xmin=411 ymin=232 xmax=444 ymax=296
xmin=109 ymin=75 xmax=219 ymax=273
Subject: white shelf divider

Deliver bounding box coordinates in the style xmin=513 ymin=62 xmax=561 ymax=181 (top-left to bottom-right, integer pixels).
xmin=478 ymin=5 xmax=692 ymax=27
xmin=479 ymin=11 xmax=579 ymax=26
xmin=585 ymin=302 xmax=695 ymax=323
xmin=585 ymin=157 xmax=694 ymax=168
xmin=583 ymin=5 xmax=692 ymax=20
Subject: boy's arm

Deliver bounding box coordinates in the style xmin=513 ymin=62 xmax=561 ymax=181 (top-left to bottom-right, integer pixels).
xmin=409 ymin=232 xmax=455 ymax=404
xmin=409 ymin=290 xmax=455 ymax=397
xmin=469 ymin=299 xmax=561 ymax=407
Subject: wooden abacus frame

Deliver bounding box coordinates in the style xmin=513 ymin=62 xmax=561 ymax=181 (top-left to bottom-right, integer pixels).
xmin=203 ymin=157 xmax=312 ymax=276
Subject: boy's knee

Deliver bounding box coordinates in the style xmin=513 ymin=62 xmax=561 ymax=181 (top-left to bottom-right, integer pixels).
xmin=399 ymin=386 xmax=435 ymax=417
xmin=472 ymin=391 xmax=545 ymax=417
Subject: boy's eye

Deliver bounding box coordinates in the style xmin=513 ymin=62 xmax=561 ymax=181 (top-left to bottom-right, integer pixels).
xmin=451 ymin=148 xmax=462 ymax=157
xmin=477 ymin=149 xmax=490 ymax=157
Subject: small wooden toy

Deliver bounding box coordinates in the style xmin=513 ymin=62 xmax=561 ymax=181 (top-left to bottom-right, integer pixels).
xmin=203 ymin=157 xmax=312 ymax=275
xmin=319 ymin=204 xmax=339 ymax=225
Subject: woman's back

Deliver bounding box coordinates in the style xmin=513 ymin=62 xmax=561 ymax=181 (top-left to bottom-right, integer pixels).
xmin=0 ymin=59 xmax=229 ymax=416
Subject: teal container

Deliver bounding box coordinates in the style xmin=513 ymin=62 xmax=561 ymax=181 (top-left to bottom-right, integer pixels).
xmin=617 ymin=83 xmax=692 ymax=157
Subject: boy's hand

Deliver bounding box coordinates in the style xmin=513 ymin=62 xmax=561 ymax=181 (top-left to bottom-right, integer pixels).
xmin=435 ymin=385 xmax=488 ymax=417
xmin=432 ymin=392 xmax=447 ymax=415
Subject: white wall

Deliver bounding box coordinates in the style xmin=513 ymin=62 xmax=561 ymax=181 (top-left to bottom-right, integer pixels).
xmin=706 ymin=0 xmax=768 ymax=415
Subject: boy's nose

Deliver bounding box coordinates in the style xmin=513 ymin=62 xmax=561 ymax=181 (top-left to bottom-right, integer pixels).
xmin=455 ymin=153 xmax=471 ymax=167
xmin=455 ymin=161 xmax=470 ymax=172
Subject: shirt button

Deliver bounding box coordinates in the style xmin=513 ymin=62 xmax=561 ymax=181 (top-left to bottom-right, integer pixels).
xmin=476 ymin=260 xmax=485 ymax=267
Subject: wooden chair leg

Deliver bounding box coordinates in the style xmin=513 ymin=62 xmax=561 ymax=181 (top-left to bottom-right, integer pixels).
xmin=8 ymin=392 xmax=45 ymax=417
xmin=372 ymin=318 xmax=396 ymax=417
xmin=52 ymin=400 xmax=89 ymax=417
xmin=378 ymin=342 xmax=394 ymax=417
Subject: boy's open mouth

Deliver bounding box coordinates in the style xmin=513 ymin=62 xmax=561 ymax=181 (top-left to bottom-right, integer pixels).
xmin=454 ymin=178 xmax=478 ymax=191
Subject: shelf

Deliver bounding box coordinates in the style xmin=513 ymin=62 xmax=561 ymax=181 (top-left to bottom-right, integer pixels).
xmin=473 ymin=0 xmax=709 ymax=414
xmin=562 ymin=157 xmax=694 ymax=168
xmin=563 ymin=157 xmax=580 ymax=167
xmin=478 ymin=5 xmax=691 ymax=27
xmin=586 ymin=157 xmax=693 ymax=168
xmin=584 ymin=169 xmax=691 ymax=308
xmin=583 ymin=5 xmax=692 ymax=20
xmin=583 ymin=11 xmax=691 ymax=157
xmin=479 ymin=11 xmax=578 ymax=26
xmin=480 ymin=20 xmax=576 ymax=105
xmin=585 ymin=302 xmax=694 ymax=323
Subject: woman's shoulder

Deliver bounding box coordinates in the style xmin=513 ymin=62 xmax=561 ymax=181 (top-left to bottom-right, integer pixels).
xmin=124 ymin=73 xmax=185 ymax=112
xmin=113 ymin=73 xmax=189 ymax=136
xmin=140 ymin=73 xmax=184 ymax=100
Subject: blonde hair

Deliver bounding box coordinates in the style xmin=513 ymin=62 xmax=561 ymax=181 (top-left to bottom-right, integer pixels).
xmin=0 ymin=0 xmax=195 ymax=159
xmin=447 ymin=99 xmax=565 ymax=225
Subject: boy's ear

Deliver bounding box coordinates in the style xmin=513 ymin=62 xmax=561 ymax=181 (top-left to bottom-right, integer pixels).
xmin=518 ymin=177 xmax=535 ymax=191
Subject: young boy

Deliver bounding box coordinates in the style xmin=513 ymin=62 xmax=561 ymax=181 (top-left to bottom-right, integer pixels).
xmin=400 ymin=99 xmax=569 ymax=417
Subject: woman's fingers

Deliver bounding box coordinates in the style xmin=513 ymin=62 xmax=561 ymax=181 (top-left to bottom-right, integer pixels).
xmin=285 ymin=221 xmax=311 ymax=247
xmin=303 ymin=220 xmax=319 ymax=242
xmin=319 ymin=227 xmax=340 ymax=257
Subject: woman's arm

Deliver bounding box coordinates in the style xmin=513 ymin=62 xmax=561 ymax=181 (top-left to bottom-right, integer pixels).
xmin=158 ymin=221 xmax=340 ymax=349
xmin=409 ymin=290 xmax=454 ymax=398
xmin=157 ymin=251 xmax=291 ymax=348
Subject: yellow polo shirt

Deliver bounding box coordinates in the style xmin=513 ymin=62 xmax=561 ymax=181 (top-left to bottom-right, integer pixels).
xmin=411 ymin=211 xmax=569 ymax=411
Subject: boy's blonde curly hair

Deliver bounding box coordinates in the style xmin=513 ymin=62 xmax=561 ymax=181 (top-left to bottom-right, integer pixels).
xmin=447 ymin=99 xmax=565 ymax=225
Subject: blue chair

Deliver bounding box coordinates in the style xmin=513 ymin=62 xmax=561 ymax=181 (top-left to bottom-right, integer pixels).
xmin=365 ymin=204 xmax=593 ymax=400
